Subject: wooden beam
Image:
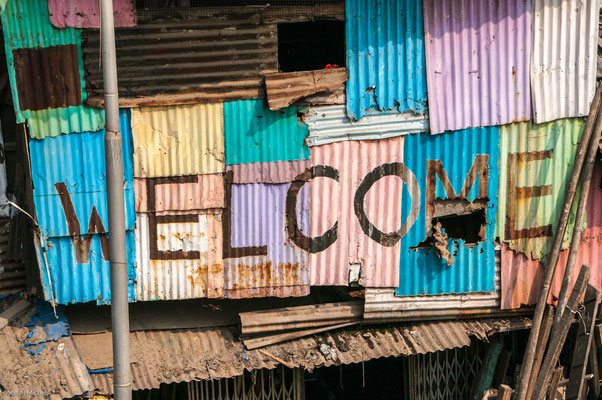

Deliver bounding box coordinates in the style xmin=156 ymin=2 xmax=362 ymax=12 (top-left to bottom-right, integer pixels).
xmin=548 ymin=367 xmax=564 ymax=400
xmin=0 ymin=299 xmax=32 ymax=330
xmin=492 ymin=349 xmax=511 ymax=388
xmin=587 ymin=335 xmax=599 ymax=400
xmin=526 ymin=305 xmax=554 ymax=400
xmin=496 ymin=384 xmax=512 ymax=400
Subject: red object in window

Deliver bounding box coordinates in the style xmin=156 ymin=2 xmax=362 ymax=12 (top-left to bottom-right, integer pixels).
xmin=324 ymin=64 xmax=339 ymax=69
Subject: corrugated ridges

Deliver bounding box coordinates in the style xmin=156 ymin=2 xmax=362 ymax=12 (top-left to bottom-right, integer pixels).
xmin=0 ymin=219 xmax=26 ymax=294
xmin=531 ymin=0 xmax=598 ymax=123
xmin=423 ymin=0 xmax=532 ymax=134
xmin=345 ymin=0 xmax=427 ymax=120
xmin=48 ymin=0 xmax=136 ymax=28
xmin=226 ymin=160 xmax=310 ymax=184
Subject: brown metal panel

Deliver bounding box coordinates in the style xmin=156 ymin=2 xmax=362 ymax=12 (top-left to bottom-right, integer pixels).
xmin=12 ymin=45 xmax=81 ymax=112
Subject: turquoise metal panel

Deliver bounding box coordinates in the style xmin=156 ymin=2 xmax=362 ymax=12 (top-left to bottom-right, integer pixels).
xmin=223 ymin=100 xmax=310 ymax=165
xmin=345 ymin=0 xmax=428 ymax=120
xmin=397 ymin=127 xmax=500 ymax=296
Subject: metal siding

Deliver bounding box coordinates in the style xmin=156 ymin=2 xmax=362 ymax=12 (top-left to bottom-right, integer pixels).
xmin=310 ymin=136 xmax=404 ymax=287
xmin=303 ymin=105 xmax=428 ymax=146
xmin=501 ymin=156 xmax=602 ymax=309
xmin=48 ymin=0 xmax=136 ymax=28
xmin=30 ymin=110 xmax=135 ymax=237
xmin=345 ymin=0 xmax=427 ymax=120
xmin=131 ymin=103 xmax=224 ymax=178
xmin=226 ymin=160 xmax=310 ymax=184
xmin=531 ymin=0 xmax=598 ymax=123
xmin=0 ymin=0 xmax=104 ymax=138
xmin=81 ymin=14 xmax=277 ymax=105
xmin=496 ymin=119 xmax=585 ymax=260
xmin=224 ymin=183 xmax=309 ymax=298
xmin=224 ymin=100 xmax=310 ymax=165
xmin=397 ymin=127 xmax=500 ymax=296
xmin=423 ymin=0 xmax=532 ymax=134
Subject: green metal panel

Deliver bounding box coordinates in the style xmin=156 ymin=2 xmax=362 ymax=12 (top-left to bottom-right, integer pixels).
xmin=0 ymin=0 xmax=104 ymax=138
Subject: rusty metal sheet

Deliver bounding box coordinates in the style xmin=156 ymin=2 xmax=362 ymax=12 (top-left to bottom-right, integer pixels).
xmin=496 ymin=119 xmax=586 ymax=260
xmin=48 ymin=0 xmax=136 ymax=28
xmin=531 ymin=0 xmax=598 ymax=123
xmin=131 ymin=103 xmax=224 ymax=178
xmin=310 ymin=136 xmax=404 ymax=287
xmin=423 ymin=0 xmax=532 ymax=134
xmin=226 ymin=160 xmax=310 ymax=184
xmin=264 ymin=68 xmax=348 ymax=111
xmin=0 ymin=219 xmax=26 ymax=295
xmin=501 ymin=156 xmax=602 ymax=309
xmin=134 ymin=174 xmax=224 ymax=213
xmin=81 ymin=12 xmax=278 ymax=106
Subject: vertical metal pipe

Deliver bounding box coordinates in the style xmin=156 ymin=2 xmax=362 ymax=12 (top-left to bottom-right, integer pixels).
xmin=100 ymin=0 xmax=131 ymax=399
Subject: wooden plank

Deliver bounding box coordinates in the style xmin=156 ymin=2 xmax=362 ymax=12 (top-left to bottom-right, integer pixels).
xmin=587 ymin=336 xmax=599 ymax=400
xmin=548 ymin=367 xmax=564 ymax=400
xmin=567 ymin=284 xmax=601 ymax=400
xmin=492 ymin=349 xmax=511 ymax=388
xmin=531 ymin=265 xmax=590 ymax=400
xmin=496 ymin=385 xmax=513 ymax=400
xmin=526 ymin=305 xmax=555 ymax=400
xmin=0 ymin=299 xmax=32 ymax=330
xmin=471 ymin=339 xmax=504 ymax=400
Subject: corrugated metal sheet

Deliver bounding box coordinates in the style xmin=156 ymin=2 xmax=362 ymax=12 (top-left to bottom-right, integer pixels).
xmin=48 ymin=0 xmax=136 ymax=28
xmin=310 ymin=136 xmax=404 ymax=287
xmin=303 ymin=105 xmax=428 ymax=146
xmin=345 ymin=0 xmax=427 ymax=120
xmin=397 ymin=127 xmax=500 ymax=296
xmin=81 ymin=13 xmax=277 ymax=106
xmin=531 ymin=0 xmax=598 ymax=123
xmin=224 ymin=100 xmax=310 ymax=165
xmin=496 ymin=119 xmax=585 ymax=260
xmin=0 ymin=0 xmax=104 ymax=138
xmin=135 ymin=213 xmax=224 ymax=301
xmin=0 ymin=219 xmax=26 ymax=294
xmin=226 ymin=160 xmax=310 ymax=184
xmin=501 ymin=156 xmax=602 ymax=309
xmin=30 ymin=110 xmax=135 ymax=237
xmin=134 ymin=174 xmax=224 ymax=213
xmin=85 ymin=317 xmax=526 ymax=393
xmin=423 ymin=0 xmax=532 ymax=134
xmin=131 ymin=103 xmax=224 ymax=178
xmin=224 ymin=183 xmax=309 ymax=298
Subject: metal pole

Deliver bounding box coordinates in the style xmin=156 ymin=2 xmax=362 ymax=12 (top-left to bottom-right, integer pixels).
xmin=100 ymin=1 xmax=131 ymax=399
xmin=515 ymin=82 xmax=601 ymax=400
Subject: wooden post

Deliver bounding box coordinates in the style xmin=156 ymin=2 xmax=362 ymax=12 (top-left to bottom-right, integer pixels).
xmin=471 ymin=339 xmax=504 ymax=400
xmin=548 ymin=367 xmax=564 ymax=400
xmin=526 ymin=305 xmax=555 ymax=400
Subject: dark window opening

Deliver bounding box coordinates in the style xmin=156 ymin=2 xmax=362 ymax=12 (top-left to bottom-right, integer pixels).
xmin=433 ymin=208 xmax=486 ymax=244
xmin=136 ymin=0 xmax=344 ymax=8
xmin=278 ymin=21 xmax=345 ymax=72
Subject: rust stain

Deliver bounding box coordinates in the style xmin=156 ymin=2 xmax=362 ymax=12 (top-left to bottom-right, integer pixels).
xmin=187 ymin=264 xmax=209 ymax=289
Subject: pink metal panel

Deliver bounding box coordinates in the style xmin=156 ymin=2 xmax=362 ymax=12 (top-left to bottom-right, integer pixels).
xmin=226 ymin=160 xmax=310 ymax=184
xmin=423 ymin=0 xmax=532 ymax=134
xmin=48 ymin=0 xmax=136 ymax=28
xmin=501 ymin=158 xmax=602 ymax=309
xmin=134 ymin=174 xmax=224 ymax=213
xmin=310 ymin=136 xmax=404 ymax=287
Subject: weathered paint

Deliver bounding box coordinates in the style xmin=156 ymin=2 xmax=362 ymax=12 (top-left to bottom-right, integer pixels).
xmin=531 ymin=0 xmax=598 ymax=123
xmin=131 ymin=103 xmax=224 ymax=178
xmin=303 ymin=105 xmax=428 ymax=146
xmin=38 ymin=231 xmax=136 ymax=305
xmin=496 ymin=119 xmax=585 ymax=260
xmin=224 ymin=100 xmax=309 ymax=165
xmin=134 ymin=174 xmax=224 ymax=213
xmin=29 ymin=109 xmax=135 ymax=238
xmin=0 ymin=0 xmax=104 ymax=138
xmin=48 ymin=0 xmax=136 ymax=28
xmin=501 ymin=157 xmax=602 ymax=309
xmin=226 ymin=160 xmax=310 ymax=184
xmin=345 ymin=0 xmax=427 ymax=120
xmin=223 ymin=182 xmax=309 ymax=298
xmin=423 ymin=0 xmax=532 ymax=134
xmin=135 ymin=213 xmax=224 ymax=301
xmin=397 ymin=127 xmax=500 ymax=296
xmin=310 ymin=137 xmax=404 ymax=287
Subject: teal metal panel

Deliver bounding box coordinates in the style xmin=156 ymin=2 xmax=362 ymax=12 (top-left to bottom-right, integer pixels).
xmin=223 ymin=100 xmax=310 ymax=165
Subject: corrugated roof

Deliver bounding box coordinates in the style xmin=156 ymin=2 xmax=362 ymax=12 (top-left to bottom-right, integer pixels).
xmin=131 ymin=103 xmax=224 ymax=178
xmin=81 ymin=12 xmax=278 ymax=106
xmin=530 ymin=0 xmax=598 ymax=123
xmin=397 ymin=127 xmax=500 ymax=296
xmin=310 ymin=136 xmax=404 ymax=287
xmin=303 ymin=105 xmax=428 ymax=146
xmin=0 ymin=0 xmax=104 ymax=138
xmin=423 ymin=0 xmax=532 ymax=134
xmin=496 ymin=118 xmax=586 ymax=260
xmin=345 ymin=0 xmax=427 ymax=120
xmin=224 ymin=100 xmax=310 ymax=165
xmin=48 ymin=0 xmax=136 ymax=28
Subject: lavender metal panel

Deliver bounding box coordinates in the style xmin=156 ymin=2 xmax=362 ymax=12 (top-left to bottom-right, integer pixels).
xmin=423 ymin=0 xmax=532 ymax=134
xmin=48 ymin=0 xmax=136 ymax=28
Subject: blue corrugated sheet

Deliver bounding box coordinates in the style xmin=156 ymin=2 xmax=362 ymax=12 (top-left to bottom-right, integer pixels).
xmin=30 ymin=109 xmax=136 ymax=305
xmin=223 ymin=100 xmax=310 ymax=165
xmin=397 ymin=127 xmax=500 ymax=296
xmin=345 ymin=0 xmax=428 ymax=120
